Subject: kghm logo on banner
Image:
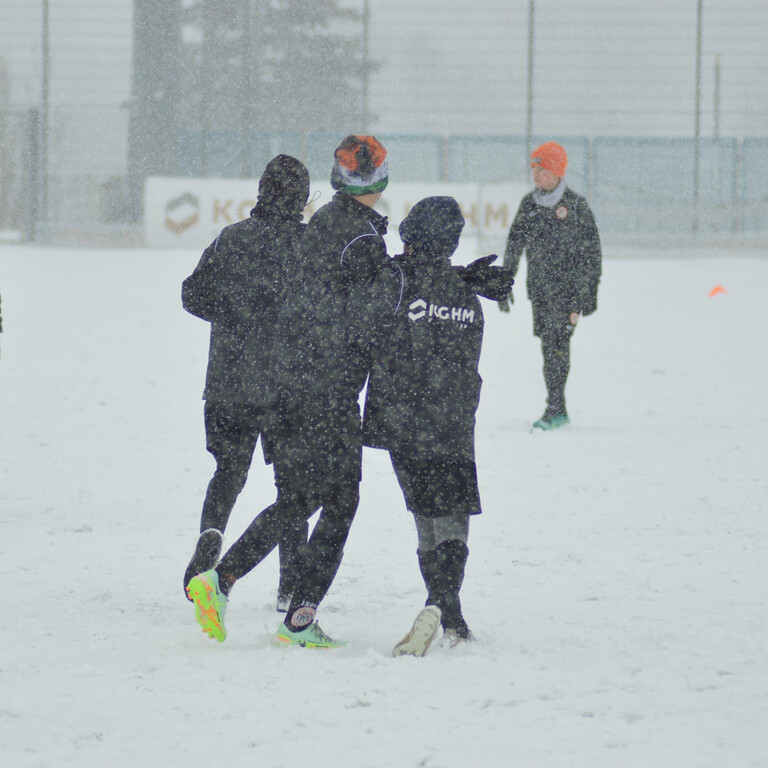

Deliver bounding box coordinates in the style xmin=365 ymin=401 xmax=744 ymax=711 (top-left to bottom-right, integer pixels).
xmin=165 ymin=193 xmax=200 ymax=234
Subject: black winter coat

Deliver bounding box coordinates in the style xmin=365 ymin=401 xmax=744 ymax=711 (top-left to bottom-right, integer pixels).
xmin=504 ymin=186 xmax=601 ymax=335
xmin=182 ymin=203 xmax=305 ymax=406
xmin=266 ymin=192 xmax=389 ymax=465
xmin=362 ymin=250 xmax=484 ymax=461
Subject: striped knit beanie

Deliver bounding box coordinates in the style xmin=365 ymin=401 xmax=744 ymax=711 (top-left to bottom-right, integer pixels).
xmin=330 ymin=135 xmax=389 ymax=196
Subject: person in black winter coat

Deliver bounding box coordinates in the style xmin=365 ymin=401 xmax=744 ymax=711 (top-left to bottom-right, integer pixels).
xmin=181 ymin=154 xmax=310 ymax=606
xmin=187 ymin=136 xmax=392 ymax=648
xmin=362 ymin=197 xmax=486 ymax=655
xmin=186 ymin=137 xmax=513 ymax=649
xmin=499 ymin=141 xmax=601 ymax=429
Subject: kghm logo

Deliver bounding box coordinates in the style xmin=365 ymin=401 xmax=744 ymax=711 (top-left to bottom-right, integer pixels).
xmin=408 ymin=298 xmax=474 ymax=324
xmin=408 ymin=298 xmax=427 ymax=321
xmin=165 ymin=192 xmax=200 ymax=234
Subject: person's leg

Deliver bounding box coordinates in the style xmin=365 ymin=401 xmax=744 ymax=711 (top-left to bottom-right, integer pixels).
xmin=276 ymin=517 xmax=310 ymax=610
xmin=415 ymin=515 xmax=471 ymax=638
xmin=186 ymin=468 xmax=320 ymax=643
xmin=184 ymin=401 xmax=261 ymax=593
xmin=541 ymin=332 xmax=571 ymax=417
xmin=532 ymin=308 xmax=575 ymax=428
xmin=260 ymin=412 xmax=310 ymax=609
xmin=532 ymin=306 xmax=574 ymax=425
xmin=392 ymin=515 xmax=470 ymax=657
xmin=214 ymin=482 xmax=318 ymax=595
xmin=277 ymin=436 xmax=363 ymax=642
xmin=200 ymin=401 xmax=260 ymax=532
xmin=282 ymin=477 xmax=359 ymax=626
xmin=389 ymin=452 xmax=476 ymax=650
xmin=416 ymin=522 xmax=440 ymax=606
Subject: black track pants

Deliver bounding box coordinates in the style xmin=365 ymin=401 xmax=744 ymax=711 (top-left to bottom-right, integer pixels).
xmin=200 ymin=400 xmax=308 ymax=591
xmin=287 ymin=480 xmax=360 ymax=608
xmin=215 ymin=485 xmax=318 ymax=583
xmin=200 ymin=401 xmax=261 ymax=533
xmin=541 ymin=331 xmax=572 ymax=416
xmin=216 ymin=457 xmax=360 ymax=609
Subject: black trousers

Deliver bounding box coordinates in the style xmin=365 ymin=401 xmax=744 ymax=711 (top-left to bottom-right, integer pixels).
xmin=201 ymin=400 xmax=261 ymax=533
xmin=535 ymin=311 xmax=575 ymax=416
xmin=201 ymin=400 xmax=307 ymax=594
xmin=216 ymin=436 xmax=361 ymax=609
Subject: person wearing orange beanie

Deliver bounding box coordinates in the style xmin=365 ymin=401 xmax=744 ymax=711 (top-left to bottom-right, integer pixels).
xmin=498 ymin=142 xmax=602 ymax=430
xmin=530 ymin=141 xmax=569 ymax=178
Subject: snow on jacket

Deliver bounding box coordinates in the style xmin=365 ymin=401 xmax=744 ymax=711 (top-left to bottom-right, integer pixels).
xmin=362 ymin=249 xmax=484 ymax=460
xmin=503 ymin=184 xmax=602 ymax=323
xmin=266 ymin=191 xmax=389 ymax=456
xmin=181 ymin=202 xmax=305 ymax=406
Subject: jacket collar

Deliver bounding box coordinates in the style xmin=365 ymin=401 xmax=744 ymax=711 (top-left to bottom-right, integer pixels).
xmin=333 ymin=191 xmax=388 ymax=226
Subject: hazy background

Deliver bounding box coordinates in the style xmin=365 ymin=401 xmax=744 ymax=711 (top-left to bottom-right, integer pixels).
xmin=1 ymin=0 xmax=767 ymax=247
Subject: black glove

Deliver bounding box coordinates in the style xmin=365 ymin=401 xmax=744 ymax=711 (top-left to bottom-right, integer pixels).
xmin=373 ymin=215 xmax=389 ymax=236
xmin=458 ymin=255 xmax=515 ymax=302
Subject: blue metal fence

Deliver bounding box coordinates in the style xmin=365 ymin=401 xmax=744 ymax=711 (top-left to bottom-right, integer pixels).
xmin=445 ymin=135 xmax=590 ymax=193
xmin=177 ymin=131 xmax=768 ymax=236
xmin=592 ymin=137 xmax=741 ymax=235
xmin=742 ymin=139 xmax=768 ymax=233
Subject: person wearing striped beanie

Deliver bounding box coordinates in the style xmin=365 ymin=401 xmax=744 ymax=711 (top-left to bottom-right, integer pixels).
xmin=187 ymin=135 xmax=513 ymax=651
xmin=190 ymin=135 xmax=393 ymax=649
xmin=330 ymin=134 xmax=389 ymax=197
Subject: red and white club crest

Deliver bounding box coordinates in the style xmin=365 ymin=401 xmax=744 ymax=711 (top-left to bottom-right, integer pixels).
xmin=556 ymin=206 xmax=568 ymax=220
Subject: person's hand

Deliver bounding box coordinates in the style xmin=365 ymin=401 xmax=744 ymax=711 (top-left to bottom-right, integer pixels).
xmin=569 ymin=312 xmax=580 ymax=326
xmin=373 ymin=215 xmax=389 ymax=236
xmin=465 ymin=253 xmax=498 ymax=273
xmin=460 ymin=255 xmax=515 ymax=301
xmin=498 ymin=296 xmax=512 ymax=313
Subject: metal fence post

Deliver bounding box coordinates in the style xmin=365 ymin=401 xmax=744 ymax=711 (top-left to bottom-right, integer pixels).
xmin=24 ymin=108 xmax=41 ymax=242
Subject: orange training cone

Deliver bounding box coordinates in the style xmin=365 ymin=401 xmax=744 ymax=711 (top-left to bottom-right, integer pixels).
xmin=708 ymin=285 xmax=727 ymax=297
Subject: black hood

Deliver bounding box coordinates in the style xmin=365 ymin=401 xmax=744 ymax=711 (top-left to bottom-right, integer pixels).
xmin=252 ymin=154 xmax=310 ymax=218
xmin=399 ymin=196 xmax=464 ymax=258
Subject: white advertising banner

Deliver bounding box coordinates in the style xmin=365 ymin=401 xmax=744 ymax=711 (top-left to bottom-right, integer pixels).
xmin=145 ymin=177 xmax=528 ymax=260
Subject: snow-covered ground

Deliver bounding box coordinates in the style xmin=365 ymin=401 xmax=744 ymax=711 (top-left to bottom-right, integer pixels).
xmin=0 ymin=241 xmax=766 ymax=767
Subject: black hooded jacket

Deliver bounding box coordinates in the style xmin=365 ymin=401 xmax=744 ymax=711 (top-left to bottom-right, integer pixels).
xmin=265 ymin=191 xmax=389 ymax=464
xmin=362 ymin=197 xmax=484 ymax=460
xmin=181 ymin=155 xmax=309 ymax=406
xmin=265 ymin=193 xmax=498 ymax=473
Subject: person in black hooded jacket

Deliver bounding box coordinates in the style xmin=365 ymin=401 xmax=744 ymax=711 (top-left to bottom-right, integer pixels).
xmin=362 ymin=196 xmax=487 ymax=656
xmin=185 ymin=137 xmax=513 ymax=650
xmin=187 ymin=136 xmax=392 ymax=648
xmin=181 ymin=154 xmax=310 ymax=607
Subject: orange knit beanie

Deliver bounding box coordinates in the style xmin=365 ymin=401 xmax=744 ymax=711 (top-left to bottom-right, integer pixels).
xmin=530 ymin=142 xmax=568 ymax=177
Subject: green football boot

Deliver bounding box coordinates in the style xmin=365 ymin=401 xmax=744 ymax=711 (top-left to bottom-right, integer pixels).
xmin=186 ymin=569 xmax=228 ymax=643
xmin=273 ymin=621 xmax=346 ymax=649
xmin=533 ymin=413 xmax=570 ymax=430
